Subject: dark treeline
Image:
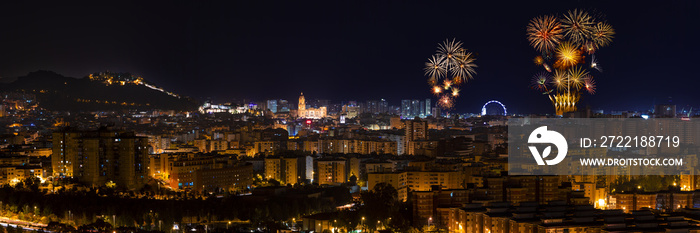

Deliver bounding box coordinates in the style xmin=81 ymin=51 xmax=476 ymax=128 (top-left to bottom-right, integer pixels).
xmin=0 ymin=179 xmax=352 ymax=231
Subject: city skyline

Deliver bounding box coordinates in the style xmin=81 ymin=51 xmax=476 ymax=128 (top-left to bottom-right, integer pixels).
xmin=1 ymin=1 xmax=700 ymax=232
xmin=0 ymin=1 xmax=698 ymax=113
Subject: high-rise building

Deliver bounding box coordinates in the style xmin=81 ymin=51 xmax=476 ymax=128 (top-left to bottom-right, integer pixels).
xmin=405 ymin=118 xmax=429 ymax=155
xmin=315 ymin=158 xmax=347 ymax=185
xmin=278 ymin=99 xmax=290 ymax=112
xmin=267 ymin=100 xmax=278 ymax=113
xmin=424 ymin=98 xmax=431 ymax=117
xmin=432 ymin=107 xmax=441 ymax=117
xmin=411 ymin=100 xmax=421 ymax=118
xmin=379 ymin=99 xmax=388 ymax=113
xmin=401 ymin=100 xmax=411 ymax=118
xmin=366 ymin=100 xmax=378 ymax=114
xmin=52 ymin=129 xmax=149 ymax=189
xmin=265 ymin=157 xmax=300 ymax=185
xmin=405 ymin=118 xmax=428 ymax=141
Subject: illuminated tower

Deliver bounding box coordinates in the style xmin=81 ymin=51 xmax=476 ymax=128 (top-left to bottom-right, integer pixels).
xmin=299 ymin=92 xmax=305 ymax=112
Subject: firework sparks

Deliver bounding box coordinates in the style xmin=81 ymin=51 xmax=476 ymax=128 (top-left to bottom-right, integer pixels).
xmin=424 ymin=55 xmax=446 ymax=80
xmin=551 ymin=70 xmax=567 ymax=91
xmin=568 ymin=66 xmax=588 ymax=91
xmin=433 ymin=86 xmax=442 ymax=95
xmin=443 ymin=80 xmax=452 ymax=89
xmin=451 ymin=87 xmax=460 ymax=97
xmin=451 ymin=52 xmax=477 ymax=83
xmin=437 ymin=39 xmax=465 ymax=66
xmin=543 ymin=63 xmax=552 ymax=72
xmin=561 ymin=9 xmax=594 ymax=44
xmin=584 ymin=76 xmax=596 ymax=94
xmin=534 ymin=56 xmax=544 ymax=65
xmin=591 ymin=22 xmax=615 ymax=49
xmin=591 ymin=55 xmax=602 ymax=72
xmin=531 ymin=72 xmax=551 ymax=91
xmin=527 ymin=15 xmax=564 ymax=53
xmin=438 ymin=96 xmax=454 ymax=109
xmin=555 ymin=42 xmax=582 ymax=69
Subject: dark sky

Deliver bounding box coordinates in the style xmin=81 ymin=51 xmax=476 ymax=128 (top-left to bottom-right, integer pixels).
xmin=0 ymin=1 xmax=698 ymax=114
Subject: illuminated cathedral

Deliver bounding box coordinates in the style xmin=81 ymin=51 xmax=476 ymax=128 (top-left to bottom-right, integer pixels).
xmin=298 ymin=92 xmax=326 ymax=119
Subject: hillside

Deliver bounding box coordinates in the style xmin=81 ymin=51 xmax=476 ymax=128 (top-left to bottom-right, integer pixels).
xmin=0 ymin=71 xmax=199 ymax=111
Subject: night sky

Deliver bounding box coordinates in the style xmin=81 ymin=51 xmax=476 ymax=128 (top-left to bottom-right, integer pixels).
xmin=1 ymin=1 xmax=698 ymax=114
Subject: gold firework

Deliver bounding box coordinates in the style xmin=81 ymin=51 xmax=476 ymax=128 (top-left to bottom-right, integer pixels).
xmin=561 ymin=9 xmax=594 ymax=44
xmin=533 ymin=56 xmax=544 ymax=65
xmin=433 ymin=86 xmax=442 ymax=95
xmin=443 ymin=80 xmax=452 ymax=89
xmin=551 ymin=70 xmax=567 ymax=91
xmin=567 ymin=66 xmax=588 ymax=91
xmin=424 ymin=55 xmax=446 ymax=80
xmin=527 ymin=15 xmax=564 ymax=53
xmin=555 ymin=42 xmax=582 ymax=69
xmin=591 ymin=22 xmax=615 ymax=49
xmin=437 ymin=39 xmax=466 ymax=67
xmin=451 ymin=52 xmax=477 ymax=84
xmin=527 ymin=10 xmax=613 ymax=115
xmin=550 ymin=93 xmax=579 ymax=115
xmin=424 ymin=38 xmax=478 ymax=110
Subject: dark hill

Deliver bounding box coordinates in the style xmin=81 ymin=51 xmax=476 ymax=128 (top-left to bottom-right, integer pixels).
xmin=0 ymin=71 xmax=198 ymax=111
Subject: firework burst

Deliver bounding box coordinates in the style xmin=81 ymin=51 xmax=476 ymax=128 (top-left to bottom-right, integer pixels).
xmin=591 ymin=22 xmax=615 ymax=49
xmin=555 ymin=42 xmax=582 ymax=69
xmin=451 ymin=52 xmax=477 ymax=83
xmin=561 ymin=9 xmax=594 ymax=44
xmin=424 ymin=38 xmax=478 ymax=110
xmin=526 ymin=9 xmax=613 ymax=115
xmin=531 ymin=72 xmax=551 ymax=92
xmin=438 ymin=96 xmax=454 ymax=109
xmin=424 ymin=55 xmax=446 ymax=80
xmin=534 ymin=56 xmax=544 ymax=65
xmin=437 ymin=39 xmax=465 ymax=66
xmin=551 ymin=70 xmax=567 ymax=91
xmin=584 ymin=76 xmax=596 ymax=94
xmin=432 ymin=86 xmax=442 ymax=95
xmin=443 ymin=80 xmax=452 ymax=89
xmin=591 ymin=55 xmax=602 ymax=72
xmin=568 ymin=66 xmax=588 ymax=91
xmin=527 ymin=15 xmax=564 ymax=54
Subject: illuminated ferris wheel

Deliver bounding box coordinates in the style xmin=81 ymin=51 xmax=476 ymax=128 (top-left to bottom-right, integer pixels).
xmin=481 ymin=100 xmax=507 ymax=116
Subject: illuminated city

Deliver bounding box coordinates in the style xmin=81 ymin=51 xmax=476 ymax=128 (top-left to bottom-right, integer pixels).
xmin=0 ymin=1 xmax=699 ymax=233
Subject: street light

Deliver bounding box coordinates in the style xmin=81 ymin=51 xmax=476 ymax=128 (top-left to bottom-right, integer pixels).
xmin=361 ymin=217 xmax=365 ymax=231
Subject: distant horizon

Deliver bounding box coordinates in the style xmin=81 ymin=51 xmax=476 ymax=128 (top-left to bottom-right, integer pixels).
xmin=2 ymin=69 xmax=690 ymax=115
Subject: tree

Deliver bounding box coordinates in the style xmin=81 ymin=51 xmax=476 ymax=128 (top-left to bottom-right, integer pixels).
xmin=268 ymin=179 xmax=281 ymax=187
xmin=349 ymin=175 xmax=357 ymax=186
xmin=6 ymin=224 xmax=15 ymax=233
xmin=360 ymin=182 xmax=399 ymax=231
